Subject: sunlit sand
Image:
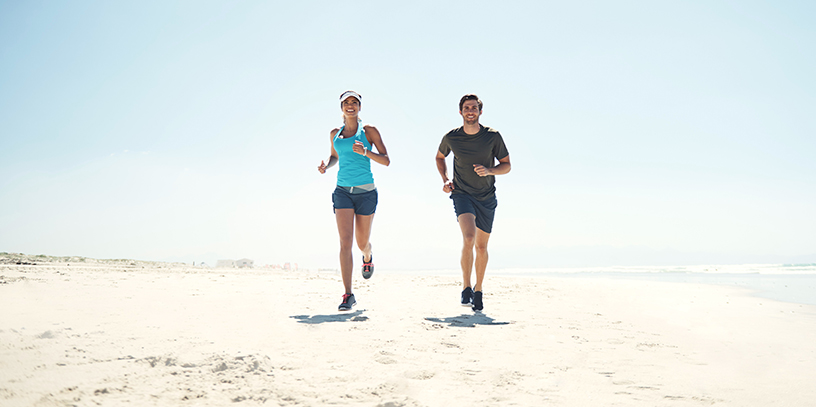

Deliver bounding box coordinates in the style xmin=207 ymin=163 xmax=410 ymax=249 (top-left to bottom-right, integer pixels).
xmin=2 ymin=256 xmax=815 ymax=406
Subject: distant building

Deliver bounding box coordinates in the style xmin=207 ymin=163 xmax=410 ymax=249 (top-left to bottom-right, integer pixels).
xmin=236 ymin=258 xmax=254 ymax=268
xmin=216 ymin=259 xmax=236 ymax=268
xmin=216 ymin=259 xmax=254 ymax=268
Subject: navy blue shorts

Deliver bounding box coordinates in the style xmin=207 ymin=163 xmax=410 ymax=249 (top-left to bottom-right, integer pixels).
xmin=451 ymin=193 xmax=497 ymax=233
xmin=332 ymin=187 xmax=378 ymax=216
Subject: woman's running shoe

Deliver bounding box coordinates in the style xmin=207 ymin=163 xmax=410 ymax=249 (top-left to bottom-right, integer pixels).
xmin=339 ymin=293 xmax=356 ymax=311
xmin=362 ymin=256 xmax=374 ymax=279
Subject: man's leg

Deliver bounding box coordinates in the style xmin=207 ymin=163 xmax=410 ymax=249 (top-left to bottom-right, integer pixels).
xmin=473 ymin=228 xmax=491 ymax=292
xmin=458 ymin=213 xmax=477 ymax=289
xmin=335 ymin=208 xmax=355 ymax=294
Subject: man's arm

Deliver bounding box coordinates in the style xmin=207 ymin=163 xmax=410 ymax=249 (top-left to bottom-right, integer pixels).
xmin=473 ymin=155 xmax=511 ymax=177
xmin=435 ymin=150 xmax=454 ymax=193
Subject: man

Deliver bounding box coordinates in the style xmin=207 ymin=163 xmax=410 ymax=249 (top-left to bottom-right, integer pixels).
xmin=435 ymin=94 xmax=511 ymax=311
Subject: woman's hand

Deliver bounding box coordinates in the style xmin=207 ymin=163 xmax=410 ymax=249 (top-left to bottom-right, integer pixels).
xmin=352 ymin=140 xmax=368 ymax=156
xmin=318 ymin=160 xmax=327 ymax=174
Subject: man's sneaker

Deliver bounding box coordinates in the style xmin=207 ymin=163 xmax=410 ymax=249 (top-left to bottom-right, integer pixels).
xmin=472 ymin=291 xmax=484 ymax=311
xmin=338 ymin=293 xmax=356 ymax=311
xmin=362 ymin=255 xmax=374 ymax=279
xmin=461 ymin=287 xmax=474 ymax=306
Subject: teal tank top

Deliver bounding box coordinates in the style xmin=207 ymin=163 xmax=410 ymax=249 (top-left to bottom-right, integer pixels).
xmin=333 ymin=122 xmax=374 ymax=187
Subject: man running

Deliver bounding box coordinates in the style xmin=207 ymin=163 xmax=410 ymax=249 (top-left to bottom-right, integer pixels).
xmin=435 ymin=94 xmax=511 ymax=312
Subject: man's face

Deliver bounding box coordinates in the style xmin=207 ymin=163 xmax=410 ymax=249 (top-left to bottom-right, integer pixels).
xmin=460 ymin=100 xmax=481 ymax=125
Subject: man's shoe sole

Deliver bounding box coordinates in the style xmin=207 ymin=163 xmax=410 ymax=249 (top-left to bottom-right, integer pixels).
xmin=461 ymin=288 xmax=474 ymax=306
xmin=472 ymin=291 xmax=483 ymax=311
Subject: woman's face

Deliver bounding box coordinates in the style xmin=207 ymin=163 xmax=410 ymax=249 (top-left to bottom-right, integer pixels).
xmin=341 ymin=97 xmax=361 ymax=118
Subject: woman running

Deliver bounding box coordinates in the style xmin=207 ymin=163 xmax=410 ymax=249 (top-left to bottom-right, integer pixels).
xmin=317 ymin=90 xmax=390 ymax=311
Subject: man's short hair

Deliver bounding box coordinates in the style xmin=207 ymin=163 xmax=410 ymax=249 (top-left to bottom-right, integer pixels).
xmin=459 ymin=94 xmax=483 ymax=111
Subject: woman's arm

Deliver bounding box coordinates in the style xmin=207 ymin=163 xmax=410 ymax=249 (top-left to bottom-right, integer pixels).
xmin=318 ymin=129 xmax=340 ymax=174
xmin=357 ymin=125 xmax=390 ymax=166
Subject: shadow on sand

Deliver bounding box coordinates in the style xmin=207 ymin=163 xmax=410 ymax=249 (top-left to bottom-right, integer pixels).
xmin=424 ymin=313 xmax=512 ymax=328
xmin=290 ymin=310 xmax=369 ymax=324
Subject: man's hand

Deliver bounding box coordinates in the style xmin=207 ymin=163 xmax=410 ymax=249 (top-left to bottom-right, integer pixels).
xmin=473 ymin=164 xmax=492 ymax=177
xmin=443 ymin=180 xmax=454 ymax=193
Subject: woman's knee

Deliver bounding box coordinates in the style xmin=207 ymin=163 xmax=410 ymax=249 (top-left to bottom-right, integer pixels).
xmin=338 ymin=236 xmax=354 ymax=252
xmin=355 ymin=239 xmax=370 ymax=252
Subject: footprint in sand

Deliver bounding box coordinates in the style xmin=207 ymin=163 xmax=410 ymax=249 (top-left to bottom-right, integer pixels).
xmin=405 ymin=370 xmax=435 ymax=380
xmin=37 ymin=330 xmax=56 ymax=339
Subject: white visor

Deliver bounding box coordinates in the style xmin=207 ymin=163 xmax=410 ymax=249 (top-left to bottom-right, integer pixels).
xmin=340 ymin=90 xmax=362 ymax=103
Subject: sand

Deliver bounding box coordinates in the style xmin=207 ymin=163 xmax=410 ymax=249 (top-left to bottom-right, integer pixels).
xmin=1 ymin=261 xmax=815 ymax=406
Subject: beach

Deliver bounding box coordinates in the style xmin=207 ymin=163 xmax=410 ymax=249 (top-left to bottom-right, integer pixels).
xmin=2 ymin=260 xmax=815 ymax=406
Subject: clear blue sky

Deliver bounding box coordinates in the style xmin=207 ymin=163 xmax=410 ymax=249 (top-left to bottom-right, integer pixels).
xmin=1 ymin=1 xmax=814 ymax=269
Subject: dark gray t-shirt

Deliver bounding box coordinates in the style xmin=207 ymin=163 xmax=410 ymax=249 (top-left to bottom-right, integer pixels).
xmin=438 ymin=125 xmax=509 ymax=201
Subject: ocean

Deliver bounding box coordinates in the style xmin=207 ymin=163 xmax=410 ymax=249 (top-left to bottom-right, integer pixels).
xmin=402 ymin=264 xmax=816 ymax=306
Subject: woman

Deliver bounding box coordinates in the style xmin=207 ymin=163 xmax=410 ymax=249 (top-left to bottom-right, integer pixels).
xmin=318 ymin=90 xmax=390 ymax=311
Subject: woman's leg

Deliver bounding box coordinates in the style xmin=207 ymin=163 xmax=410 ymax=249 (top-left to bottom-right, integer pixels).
xmin=355 ymin=213 xmax=374 ymax=262
xmin=335 ymin=208 xmax=355 ymax=294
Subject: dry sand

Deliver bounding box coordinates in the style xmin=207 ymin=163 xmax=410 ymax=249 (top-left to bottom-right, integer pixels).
xmin=1 ymin=261 xmax=815 ymax=406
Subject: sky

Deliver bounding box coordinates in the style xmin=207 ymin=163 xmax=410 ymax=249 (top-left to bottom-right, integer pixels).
xmin=1 ymin=1 xmax=814 ymax=270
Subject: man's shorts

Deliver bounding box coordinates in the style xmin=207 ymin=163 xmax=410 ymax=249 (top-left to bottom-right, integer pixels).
xmin=451 ymin=193 xmax=497 ymax=233
xmin=332 ymin=186 xmax=378 ymax=216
